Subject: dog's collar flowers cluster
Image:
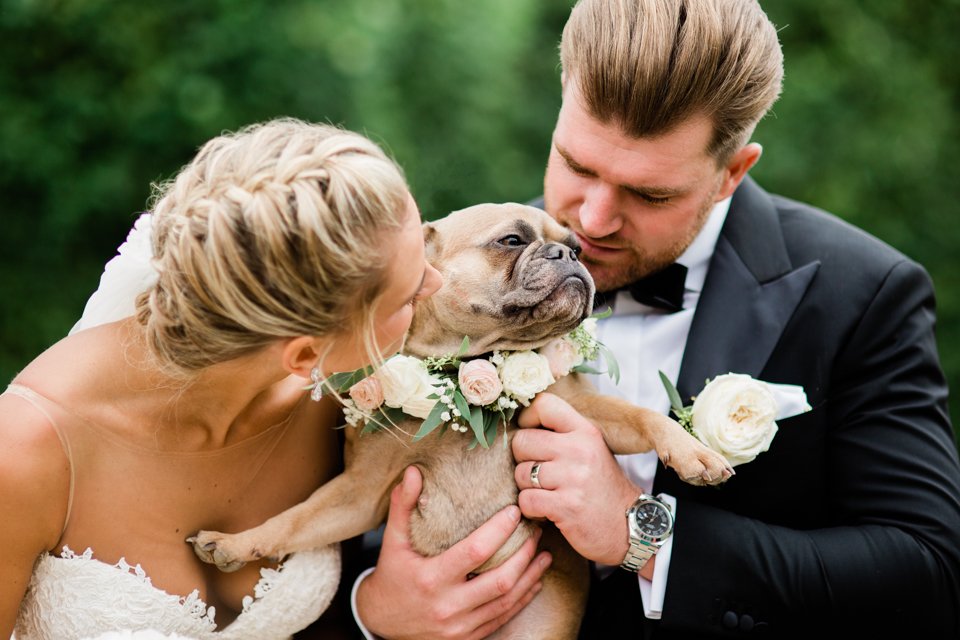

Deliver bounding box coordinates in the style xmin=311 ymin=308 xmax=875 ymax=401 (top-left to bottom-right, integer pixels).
xmin=317 ymin=313 xmax=618 ymax=448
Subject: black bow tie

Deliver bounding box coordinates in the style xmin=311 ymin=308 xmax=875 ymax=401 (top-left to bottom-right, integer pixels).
xmin=594 ymin=263 xmax=688 ymax=313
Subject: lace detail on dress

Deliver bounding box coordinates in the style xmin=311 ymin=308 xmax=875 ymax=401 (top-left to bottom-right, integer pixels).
xmin=241 ymin=563 xmax=280 ymax=613
xmin=13 ymin=543 xmax=340 ymax=640
xmin=55 ymin=547 xmax=219 ymax=628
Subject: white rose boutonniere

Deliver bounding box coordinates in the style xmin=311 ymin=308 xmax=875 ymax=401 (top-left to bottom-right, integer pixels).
xmin=660 ymin=371 xmax=812 ymax=468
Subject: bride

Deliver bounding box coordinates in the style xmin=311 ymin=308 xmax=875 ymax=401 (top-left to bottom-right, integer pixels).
xmin=0 ymin=118 xmax=445 ymax=639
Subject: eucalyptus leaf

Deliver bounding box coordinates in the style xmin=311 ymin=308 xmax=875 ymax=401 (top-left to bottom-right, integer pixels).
xmin=326 ymin=369 xmax=368 ymax=392
xmin=483 ymin=408 xmax=499 ymax=433
xmin=382 ymin=406 xmax=407 ymax=424
xmin=572 ymin=364 xmax=604 ymax=375
xmin=457 ymin=335 xmax=471 ymax=357
xmin=413 ymin=401 xmax=447 ymax=441
xmin=600 ymin=344 xmax=621 ymax=385
xmin=659 ymin=370 xmax=685 ymax=414
xmin=453 ymin=390 xmax=472 ymax=423
xmin=484 ymin=410 xmax=501 ymax=448
xmin=468 ymin=405 xmax=488 ymax=448
xmin=362 ymin=406 xmax=405 ymax=433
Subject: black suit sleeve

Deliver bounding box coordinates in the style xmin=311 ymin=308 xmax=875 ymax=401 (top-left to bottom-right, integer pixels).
xmin=660 ymin=259 xmax=960 ymax=637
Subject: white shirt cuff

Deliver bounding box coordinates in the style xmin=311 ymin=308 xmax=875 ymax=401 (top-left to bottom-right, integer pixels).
xmin=637 ymin=493 xmax=676 ymax=620
xmin=350 ymin=566 xmax=379 ymax=640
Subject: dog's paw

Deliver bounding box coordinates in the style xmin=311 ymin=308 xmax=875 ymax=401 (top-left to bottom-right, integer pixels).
xmin=661 ymin=440 xmax=734 ymax=487
xmin=186 ymin=531 xmax=252 ymax=573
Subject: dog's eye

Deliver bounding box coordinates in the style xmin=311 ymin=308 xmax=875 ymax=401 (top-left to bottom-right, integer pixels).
xmin=497 ymin=234 xmax=527 ymax=248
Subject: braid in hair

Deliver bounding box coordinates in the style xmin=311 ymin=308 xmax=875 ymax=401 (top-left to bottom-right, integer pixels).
xmin=135 ymin=118 xmax=409 ymax=375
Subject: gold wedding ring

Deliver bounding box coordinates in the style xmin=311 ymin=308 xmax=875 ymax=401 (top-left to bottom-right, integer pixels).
xmin=530 ymin=462 xmax=543 ymax=489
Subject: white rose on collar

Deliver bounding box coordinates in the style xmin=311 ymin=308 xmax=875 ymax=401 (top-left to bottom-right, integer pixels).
xmin=499 ymin=351 xmax=555 ymax=406
xmin=375 ymin=355 xmax=442 ymax=419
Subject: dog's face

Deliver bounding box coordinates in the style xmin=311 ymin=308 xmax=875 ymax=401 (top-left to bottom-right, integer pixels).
xmin=404 ymin=203 xmax=595 ymax=358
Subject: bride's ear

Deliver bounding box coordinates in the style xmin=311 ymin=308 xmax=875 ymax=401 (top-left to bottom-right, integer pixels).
xmin=281 ymin=336 xmax=324 ymax=378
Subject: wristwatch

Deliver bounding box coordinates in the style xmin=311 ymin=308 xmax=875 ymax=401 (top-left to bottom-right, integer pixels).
xmin=620 ymin=493 xmax=674 ymax=572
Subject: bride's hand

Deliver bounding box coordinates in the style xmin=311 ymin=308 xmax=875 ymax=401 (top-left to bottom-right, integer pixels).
xmin=355 ymin=466 xmax=551 ymax=640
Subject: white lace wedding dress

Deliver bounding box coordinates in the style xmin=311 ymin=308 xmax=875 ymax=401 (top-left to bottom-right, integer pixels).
xmin=13 ymin=542 xmax=339 ymax=640
xmin=10 ymin=214 xmax=342 ymax=639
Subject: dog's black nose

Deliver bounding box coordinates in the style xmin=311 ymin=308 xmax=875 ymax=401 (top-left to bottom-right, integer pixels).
xmin=541 ymin=242 xmax=579 ymax=262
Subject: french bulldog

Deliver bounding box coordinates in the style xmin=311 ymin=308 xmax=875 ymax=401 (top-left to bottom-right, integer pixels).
xmin=188 ymin=203 xmax=732 ymax=638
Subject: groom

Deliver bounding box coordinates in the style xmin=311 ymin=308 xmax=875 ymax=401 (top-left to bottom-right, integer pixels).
xmin=508 ymin=0 xmax=960 ymax=638
xmin=354 ymin=0 xmax=960 ymax=638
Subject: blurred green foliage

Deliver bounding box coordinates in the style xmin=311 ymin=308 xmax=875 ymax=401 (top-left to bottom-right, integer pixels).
xmin=1 ymin=0 xmax=957 ymax=443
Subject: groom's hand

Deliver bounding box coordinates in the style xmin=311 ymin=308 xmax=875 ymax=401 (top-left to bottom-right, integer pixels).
xmin=356 ymin=466 xmax=552 ymax=640
xmin=513 ymin=392 xmax=640 ymax=567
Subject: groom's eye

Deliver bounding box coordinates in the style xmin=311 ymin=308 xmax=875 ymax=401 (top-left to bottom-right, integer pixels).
xmin=497 ymin=234 xmax=527 ymax=247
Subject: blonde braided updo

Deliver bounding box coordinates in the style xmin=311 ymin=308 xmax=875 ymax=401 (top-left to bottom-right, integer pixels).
xmin=135 ymin=118 xmax=409 ymax=374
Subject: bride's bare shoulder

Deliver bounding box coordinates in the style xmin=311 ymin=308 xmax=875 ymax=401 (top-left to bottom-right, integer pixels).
xmin=0 ymin=388 xmax=72 ymax=551
xmin=0 ymin=388 xmax=72 ymax=636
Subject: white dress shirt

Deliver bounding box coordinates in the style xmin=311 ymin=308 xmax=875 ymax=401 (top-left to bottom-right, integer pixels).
xmin=589 ymin=197 xmax=730 ymax=619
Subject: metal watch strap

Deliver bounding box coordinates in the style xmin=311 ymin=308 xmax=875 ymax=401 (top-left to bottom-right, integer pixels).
xmin=620 ymin=494 xmax=672 ymax=573
xmin=620 ymin=534 xmax=656 ymax=572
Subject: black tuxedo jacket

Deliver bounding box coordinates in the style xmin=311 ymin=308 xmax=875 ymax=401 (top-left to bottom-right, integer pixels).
xmin=560 ymin=177 xmax=960 ymax=638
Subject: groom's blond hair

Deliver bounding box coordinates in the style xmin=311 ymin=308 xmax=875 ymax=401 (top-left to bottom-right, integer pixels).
xmin=560 ymin=0 xmax=783 ymax=164
xmin=137 ymin=118 xmax=408 ymax=374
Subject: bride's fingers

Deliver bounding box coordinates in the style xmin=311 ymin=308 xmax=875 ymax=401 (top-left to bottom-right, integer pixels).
xmin=470 ymin=577 xmax=544 ymax=640
xmin=461 ymin=534 xmax=552 ymax=636
xmin=444 ymin=503 xmax=525 ymax=578
xmin=381 ymin=465 xmax=422 ymax=551
xmin=463 ymin=527 xmax=545 ymax=606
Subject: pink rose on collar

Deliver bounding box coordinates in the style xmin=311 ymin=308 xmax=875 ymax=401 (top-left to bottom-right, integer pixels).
xmin=349 ymin=376 xmax=385 ymax=412
xmin=458 ymin=359 xmax=503 ymax=406
xmin=539 ymin=336 xmax=585 ymax=379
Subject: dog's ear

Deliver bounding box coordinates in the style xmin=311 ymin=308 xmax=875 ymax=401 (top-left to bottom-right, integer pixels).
xmin=423 ymin=222 xmax=442 ymax=261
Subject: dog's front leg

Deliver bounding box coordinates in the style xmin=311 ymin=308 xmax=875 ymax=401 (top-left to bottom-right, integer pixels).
xmin=189 ymin=442 xmax=404 ymax=572
xmin=551 ymin=375 xmax=733 ymax=485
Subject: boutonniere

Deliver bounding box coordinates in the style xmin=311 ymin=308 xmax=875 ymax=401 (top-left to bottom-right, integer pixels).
xmin=317 ymin=313 xmax=618 ymax=449
xmin=659 ymin=371 xmax=812 ymax=467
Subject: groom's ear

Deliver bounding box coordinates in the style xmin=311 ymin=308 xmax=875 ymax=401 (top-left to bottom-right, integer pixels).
xmin=281 ymin=336 xmax=322 ymax=378
xmin=717 ymin=143 xmax=762 ymax=201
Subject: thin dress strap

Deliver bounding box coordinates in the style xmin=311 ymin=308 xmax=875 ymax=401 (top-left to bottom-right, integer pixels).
xmin=3 ymin=383 xmax=76 ymax=538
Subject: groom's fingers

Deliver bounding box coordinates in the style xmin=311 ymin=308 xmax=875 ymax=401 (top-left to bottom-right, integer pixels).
xmin=516 ymin=393 xmax=589 ymax=433
xmin=513 ymin=394 xmax=599 ymax=465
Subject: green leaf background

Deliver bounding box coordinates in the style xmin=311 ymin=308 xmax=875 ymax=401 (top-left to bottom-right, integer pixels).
xmin=2 ymin=0 xmax=957 ymax=447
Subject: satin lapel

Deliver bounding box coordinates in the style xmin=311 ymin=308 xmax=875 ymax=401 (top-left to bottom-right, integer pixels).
xmin=675 ymin=177 xmax=820 ymax=402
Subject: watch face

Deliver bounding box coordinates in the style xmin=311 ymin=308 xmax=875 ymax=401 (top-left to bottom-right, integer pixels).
xmin=635 ymin=502 xmax=672 ymax=537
